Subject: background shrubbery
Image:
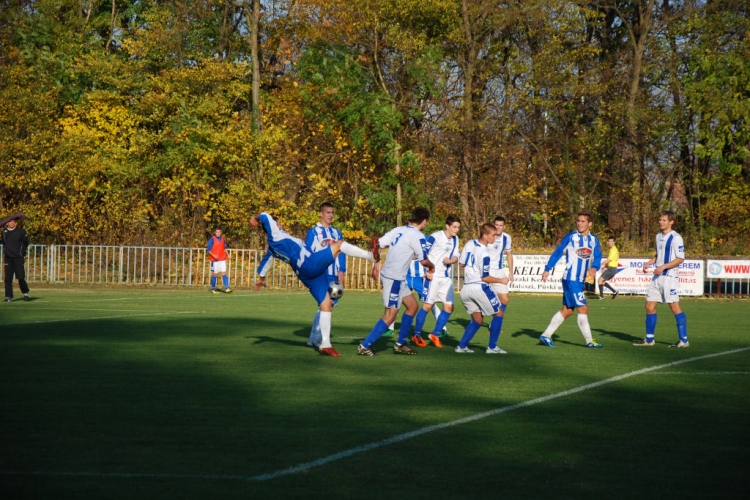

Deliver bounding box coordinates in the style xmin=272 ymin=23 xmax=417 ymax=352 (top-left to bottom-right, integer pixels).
xmin=1 ymin=0 xmax=748 ymax=254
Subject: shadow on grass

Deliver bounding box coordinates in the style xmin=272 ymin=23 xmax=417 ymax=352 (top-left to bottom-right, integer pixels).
xmin=2 ymin=291 xmax=748 ymax=499
xmin=592 ymin=327 xmax=642 ymax=343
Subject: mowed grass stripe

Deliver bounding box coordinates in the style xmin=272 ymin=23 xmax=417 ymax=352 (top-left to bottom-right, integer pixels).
xmin=1 ymin=346 xmax=746 ymax=483
xmin=249 ymin=345 xmax=750 ymax=481
xmin=0 ymin=310 xmax=204 ymax=326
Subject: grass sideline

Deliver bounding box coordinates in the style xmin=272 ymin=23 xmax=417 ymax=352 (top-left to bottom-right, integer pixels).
xmin=1 ymin=286 xmax=748 ymax=499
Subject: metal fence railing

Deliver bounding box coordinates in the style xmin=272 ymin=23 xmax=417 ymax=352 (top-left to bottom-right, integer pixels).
xmin=705 ymin=277 xmax=750 ymax=297
xmin=2 ymin=244 xmax=749 ymax=297
xmin=1 ymin=244 xmax=380 ymax=291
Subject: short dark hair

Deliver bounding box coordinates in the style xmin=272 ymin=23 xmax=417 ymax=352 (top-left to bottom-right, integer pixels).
xmin=577 ymin=211 xmax=594 ymax=223
xmin=493 ymin=215 xmax=506 ymax=223
xmin=319 ymin=202 xmax=334 ymax=212
xmin=408 ymin=207 xmax=431 ymax=224
xmin=660 ymin=210 xmax=676 ymax=222
xmin=608 ymin=236 xmax=616 ymax=241
xmin=445 ymin=215 xmax=461 ymax=226
xmin=213 ymin=225 xmax=222 ymax=231
xmin=480 ymin=223 xmax=496 ymax=237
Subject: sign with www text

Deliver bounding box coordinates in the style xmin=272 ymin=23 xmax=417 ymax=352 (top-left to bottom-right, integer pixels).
xmin=706 ymin=260 xmax=750 ymax=279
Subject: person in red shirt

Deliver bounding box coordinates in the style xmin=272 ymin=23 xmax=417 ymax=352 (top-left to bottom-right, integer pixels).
xmin=207 ymin=226 xmax=231 ymax=293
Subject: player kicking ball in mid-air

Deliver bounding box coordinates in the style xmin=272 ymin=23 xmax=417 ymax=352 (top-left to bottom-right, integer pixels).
xmin=454 ymin=223 xmax=508 ymax=354
xmin=250 ymin=212 xmax=378 ymax=357
xmin=357 ymin=207 xmax=434 ymax=356
xmin=539 ymin=211 xmax=603 ymax=349
xmin=305 ymin=202 xmax=348 ymax=349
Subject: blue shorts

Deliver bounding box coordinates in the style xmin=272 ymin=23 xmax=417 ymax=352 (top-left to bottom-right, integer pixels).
xmin=406 ymin=275 xmax=424 ymax=296
xmin=561 ymin=280 xmax=587 ymax=309
xmin=297 ymin=248 xmax=336 ymax=305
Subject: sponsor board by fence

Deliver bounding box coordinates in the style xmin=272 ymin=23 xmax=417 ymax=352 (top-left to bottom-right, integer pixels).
xmin=507 ymin=255 xmax=704 ymax=296
xmin=1 ymin=245 xmax=747 ymax=297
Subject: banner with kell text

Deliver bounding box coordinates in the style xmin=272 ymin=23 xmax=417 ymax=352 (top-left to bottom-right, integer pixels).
xmin=508 ymin=255 xmax=704 ymax=296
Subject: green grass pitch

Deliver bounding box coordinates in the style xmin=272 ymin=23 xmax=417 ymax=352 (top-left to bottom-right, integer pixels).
xmin=1 ymin=286 xmax=748 ymax=499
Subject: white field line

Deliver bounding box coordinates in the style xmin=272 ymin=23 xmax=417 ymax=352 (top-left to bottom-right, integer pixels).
xmin=31 ymin=291 xmax=308 ymax=304
xmin=7 ymin=307 xmax=144 ymax=313
xmin=0 ymin=310 xmax=204 ymax=326
xmin=646 ymin=371 xmax=750 ymax=375
xmin=1 ymin=346 xmax=748 ymax=483
xmin=249 ymin=346 xmax=750 ymax=482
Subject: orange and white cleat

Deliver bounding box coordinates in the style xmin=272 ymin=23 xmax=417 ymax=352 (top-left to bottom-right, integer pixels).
xmin=319 ymin=347 xmax=341 ymax=357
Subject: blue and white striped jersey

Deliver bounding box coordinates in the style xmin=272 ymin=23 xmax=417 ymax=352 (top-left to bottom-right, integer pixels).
xmin=544 ymin=231 xmax=602 ymax=283
xmin=425 ymin=230 xmax=460 ymax=278
xmin=256 ymin=212 xmax=311 ymax=277
xmin=654 ymin=230 xmax=685 ymax=277
xmin=460 ymin=239 xmax=491 ymax=286
xmin=488 ymin=232 xmax=512 ymax=270
xmin=378 ymin=225 xmax=429 ymax=281
xmin=305 ymin=223 xmax=346 ymax=280
xmin=407 ymin=259 xmax=427 ymax=279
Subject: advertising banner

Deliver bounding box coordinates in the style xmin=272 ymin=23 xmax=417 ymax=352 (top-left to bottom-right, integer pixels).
xmin=706 ymin=260 xmax=750 ymax=280
xmin=507 ymin=254 xmax=564 ymax=293
xmin=507 ymin=255 xmax=704 ymax=296
xmin=600 ymin=259 xmax=704 ymax=296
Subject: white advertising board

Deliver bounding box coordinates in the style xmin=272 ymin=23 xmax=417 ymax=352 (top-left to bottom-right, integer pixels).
xmin=706 ymin=260 xmax=750 ymax=280
xmin=601 ymin=259 xmax=704 ymax=296
xmin=507 ymin=255 xmax=704 ymax=296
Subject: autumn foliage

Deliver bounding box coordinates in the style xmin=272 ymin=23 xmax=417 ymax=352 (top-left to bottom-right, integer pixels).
xmin=1 ymin=0 xmax=748 ymax=254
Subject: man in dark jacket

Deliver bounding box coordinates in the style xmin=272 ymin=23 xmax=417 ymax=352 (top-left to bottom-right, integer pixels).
xmin=1 ymin=216 xmax=30 ymax=302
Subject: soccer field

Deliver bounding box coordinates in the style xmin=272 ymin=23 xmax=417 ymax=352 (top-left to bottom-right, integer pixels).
xmin=1 ymin=286 xmax=748 ymax=499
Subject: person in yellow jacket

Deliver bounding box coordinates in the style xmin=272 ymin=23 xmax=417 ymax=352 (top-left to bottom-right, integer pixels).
xmin=598 ymin=236 xmax=620 ymax=299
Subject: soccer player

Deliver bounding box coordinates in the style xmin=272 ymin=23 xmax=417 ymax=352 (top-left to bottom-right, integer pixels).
xmin=412 ymin=215 xmax=461 ymax=348
xmin=454 ymin=223 xmax=508 ymax=354
xmin=539 ymin=211 xmax=603 ymax=348
xmin=598 ymin=236 xmax=620 ymax=300
xmin=357 ymin=207 xmax=434 ymax=356
xmin=487 ymin=216 xmax=514 ymax=327
xmin=250 ymin=212 xmax=377 ymax=357
xmin=384 ymin=249 xmax=447 ymax=337
xmin=207 ymin=226 xmax=232 ymax=293
xmin=305 ymin=202 xmax=347 ymax=348
xmin=634 ymin=211 xmax=689 ymax=348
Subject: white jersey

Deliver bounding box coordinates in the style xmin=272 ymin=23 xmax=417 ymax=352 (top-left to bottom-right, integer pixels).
xmin=654 ymin=230 xmax=685 ymax=278
xmin=459 ymin=239 xmax=491 ymax=285
xmin=378 ymin=225 xmax=429 ymax=280
xmin=488 ymin=232 xmax=512 ymax=271
xmin=425 ymin=230 xmax=460 ymax=278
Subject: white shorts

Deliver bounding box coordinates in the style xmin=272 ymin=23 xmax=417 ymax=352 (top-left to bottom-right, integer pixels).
xmin=646 ymin=274 xmax=680 ymax=304
xmin=211 ymin=260 xmax=227 ymax=274
xmin=381 ymin=277 xmax=412 ymax=309
xmin=489 ymin=268 xmax=509 ymax=294
xmin=460 ymin=283 xmax=501 ymax=316
xmin=423 ymin=276 xmax=454 ymax=305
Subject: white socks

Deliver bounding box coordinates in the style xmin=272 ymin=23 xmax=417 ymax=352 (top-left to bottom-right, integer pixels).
xmin=308 ymin=310 xmax=322 ymax=346
xmin=340 ymin=241 xmax=375 ymax=262
xmin=577 ymin=313 xmax=593 ymax=343
xmin=319 ymin=311 xmax=332 ymax=348
xmin=542 ymin=311 xmax=565 ymax=338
